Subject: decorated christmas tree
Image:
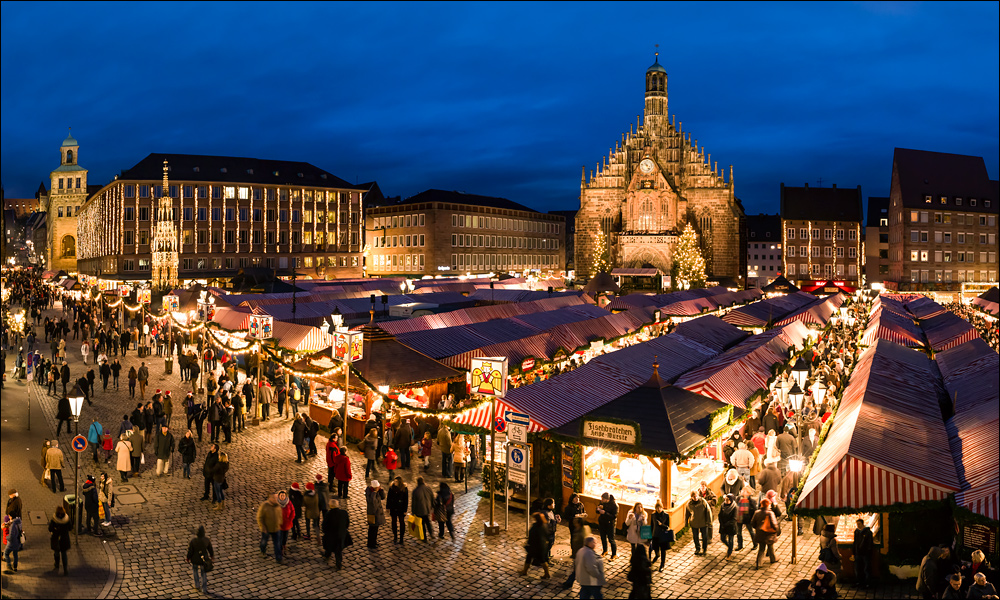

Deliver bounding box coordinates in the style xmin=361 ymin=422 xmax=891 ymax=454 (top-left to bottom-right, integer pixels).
xmin=592 ymin=230 xmax=612 ymax=276
xmin=674 ymin=222 xmax=707 ymax=289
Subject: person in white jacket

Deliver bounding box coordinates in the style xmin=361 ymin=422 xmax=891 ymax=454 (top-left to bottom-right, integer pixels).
xmin=575 ymin=536 xmax=605 ymax=599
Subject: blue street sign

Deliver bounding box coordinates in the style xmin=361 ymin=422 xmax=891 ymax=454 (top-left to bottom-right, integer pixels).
xmin=71 ymin=435 xmax=88 ymax=452
xmin=505 ymin=410 xmax=529 ymax=425
xmin=495 ymin=418 xmax=507 ymax=433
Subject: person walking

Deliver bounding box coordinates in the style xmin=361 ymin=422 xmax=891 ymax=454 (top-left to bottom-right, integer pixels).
xmin=365 ymin=480 xmax=386 ymax=549
xmin=200 ymin=444 xmax=219 ymax=502
xmin=322 ymin=498 xmax=349 ymax=570
xmin=81 ymin=475 xmax=101 ymax=536
xmin=387 ymin=477 xmax=408 ymax=546
xmin=5 ymin=490 xmax=22 ymax=521
xmin=575 ymin=536 xmax=606 ymax=599
xmin=257 ymin=493 xmax=284 ymax=564
xmin=178 ymin=431 xmax=196 ymax=479
xmin=302 ymin=483 xmax=321 ymax=541
xmin=48 ymin=506 xmax=72 ymax=576
xmin=291 ymin=414 xmax=307 ymax=463
xmin=56 ymin=394 xmax=72 ymax=436
xmin=411 ymin=477 xmax=434 ymax=544
xmin=86 ymin=419 xmax=104 ymax=465
xmin=127 ymin=366 xmax=137 ymax=399
xmin=334 ymin=447 xmax=352 ymax=498
xmin=99 ymin=360 xmax=111 ymax=392
xmin=625 ymin=502 xmax=647 ymax=554
xmin=115 ymin=434 xmax=133 ymax=482
xmin=561 ymin=516 xmax=592 ymax=590
xmin=137 ymin=362 xmax=149 ymax=401
xmin=45 ymin=440 xmax=66 ymax=493
xmin=718 ymin=494 xmax=739 ymax=560
xmin=276 ymin=490 xmax=294 ymax=551
xmin=648 ymin=501 xmax=670 ymax=572
xmin=452 ymin=434 xmax=467 ymax=483
xmin=751 ymin=498 xmax=780 ymax=570
xmin=382 ymin=446 xmax=399 ymax=483
xmin=686 ymin=491 xmax=712 ymax=556
xmin=288 ymin=483 xmax=304 ymax=541
xmin=363 ymin=429 xmax=379 ymax=479
xmin=419 ymin=431 xmax=433 ymax=472
xmin=186 ymin=526 xmax=214 ymax=594
xmin=520 ymin=512 xmax=551 ymax=579
xmin=110 ymin=359 xmax=121 ymax=390
xmin=393 ymin=419 xmax=413 ymax=470
xmin=154 ymin=426 xmax=175 ymax=477
xmin=211 ymin=452 xmax=229 ymax=511
xmin=738 ymin=486 xmax=758 ymax=551
xmin=81 ymin=340 xmax=90 ymax=365
xmin=596 ymin=493 xmax=618 ymax=560
xmin=437 ymin=422 xmax=453 ymax=478
xmin=434 ymin=482 xmax=456 ymax=542
xmin=128 ymin=428 xmax=145 ymax=478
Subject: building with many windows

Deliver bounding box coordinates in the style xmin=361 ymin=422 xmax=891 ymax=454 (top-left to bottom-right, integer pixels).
xmin=745 ymin=213 xmax=782 ymax=288
xmin=864 ymin=197 xmax=890 ymax=286
xmin=780 ymin=183 xmax=863 ymax=287
xmin=887 ymin=148 xmax=998 ymax=290
xmin=366 ymin=189 xmax=565 ymax=277
xmin=76 ymin=153 xmax=366 ymax=283
xmin=41 ymin=130 xmax=92 ymax=272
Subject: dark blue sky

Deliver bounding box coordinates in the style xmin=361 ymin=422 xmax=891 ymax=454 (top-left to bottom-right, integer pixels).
xmin=2 ymin=2 xmax=997 ymax=215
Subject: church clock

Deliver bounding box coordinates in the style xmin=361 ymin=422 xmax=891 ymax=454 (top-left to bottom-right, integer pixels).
xmin=639 ymin=158 xmax=655 ymax=174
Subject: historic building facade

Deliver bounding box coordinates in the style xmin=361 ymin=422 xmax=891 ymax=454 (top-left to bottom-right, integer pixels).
xmin=575 ymin=56 xmax=741 ymax=283
xmin=746 ymin=213 xmax=782 ymax=288
xmin=366 ymin=189 xmax=565 ymax=277
xmin=76 ymin=153 xmax=366 ymax=283
xmin=780 ymin=183 xmax=864 ymax=287
xmin=43 ymin=130 xmax=90 ymax=272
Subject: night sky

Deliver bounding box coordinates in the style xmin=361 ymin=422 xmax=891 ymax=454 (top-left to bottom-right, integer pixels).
xmin=2 ymin=2 xmax=997 ymax=216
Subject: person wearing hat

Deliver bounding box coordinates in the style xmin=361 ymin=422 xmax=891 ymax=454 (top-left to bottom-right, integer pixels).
xmin=277 ymin=490 xmax=294 ymax=548
xmin=302 ymin=482 xmax=321 ymax=540
xmin=3 ymin=514 xmax=23 ymax=573
xmin=722 ymin=468 xmax=745 ymax=500
xmin=5 ymin=490 xmax=22 ymax=521
xmin=810 ymin=563 xmax=838 ymax=598
xmin=365 ymin=480 xmax=386 ymax=549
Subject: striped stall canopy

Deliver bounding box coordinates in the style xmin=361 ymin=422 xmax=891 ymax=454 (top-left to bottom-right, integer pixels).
xmin=971 ymin=296 xmax=1000 ymax=316
xmin=906 ymin=297 xmax=948 ymax=320
xmin=797 ymin=339 xmax=960 ymax=511
xmin=212 ymin=306 xmax=254 ymax=331
xmin=921 ymin=312 xmax=979 ymax=352
xmin=860 ymin=305 xmax=924 ymax=348
xmin=380 ymin=295 xmax=587 ymax=336
xmin=451 ymin=398 xmax=546 ymax=433
xmin=269 ymin=320 xmax=331 ymax=353
xmin=722 ymin=292 xmax=819 ymax=327
xmin=938 ymin=338 xmax=999 ymax=521
xmin=659 ymin=296 xmax=719 ymax=316
xmin=775 ymin=293 xmax=843 ymax=327
xmin=674 ymin=335 xmax=787 ymax=409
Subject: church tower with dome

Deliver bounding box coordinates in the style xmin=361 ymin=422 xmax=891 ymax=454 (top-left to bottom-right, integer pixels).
xmin=44 ymin=129 xmax=89 ymax=272
xmin=574 ymin=55 xmax=743 ymax=284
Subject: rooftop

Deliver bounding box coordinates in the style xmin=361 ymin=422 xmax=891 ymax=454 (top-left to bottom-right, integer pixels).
xmin=780 ymin=183 xmax=863 ymax=223
xmin=892 ymin=148 xmax=999 ymax=213
xmin=397 ymin=189 xmax=541 ymax=214
xmin=117 ymin=153 xmax=360 ymax=190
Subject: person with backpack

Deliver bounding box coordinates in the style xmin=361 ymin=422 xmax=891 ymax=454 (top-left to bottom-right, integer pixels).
xmin=751 ymin=498 xmax=780 ymax=569
xmin=186 ymin=525 xmax=214 ymax=594
xmin=86 ymin=419 xmax=105 ymax=465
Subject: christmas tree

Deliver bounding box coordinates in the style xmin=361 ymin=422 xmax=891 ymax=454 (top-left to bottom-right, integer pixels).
xmin=674 ymin=222 xmax=706 ymax=289
xmin=592 ymin=230 xmax=611 ymax=276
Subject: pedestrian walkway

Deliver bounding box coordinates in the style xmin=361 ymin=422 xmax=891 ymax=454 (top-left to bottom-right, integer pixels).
xmin=3 ymin=300 xmax=919 ymax=599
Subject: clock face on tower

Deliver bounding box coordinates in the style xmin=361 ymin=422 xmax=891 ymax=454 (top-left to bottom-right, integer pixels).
xmin=639 ymin=158 xmax=655 ymax=174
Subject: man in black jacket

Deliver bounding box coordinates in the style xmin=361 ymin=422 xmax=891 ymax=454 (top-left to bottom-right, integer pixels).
xmin=853 ymin=518 xmax=874 ymax=589
xmin=186 ymin=526 xmax=214 ymax=594
xmin=201 ymin=444 xmax=219 ymax=501
xmin=596 ymin=492 xmax=618 ymax=559
xmin=56 ymin=395 xmax=73 ymax=435
xmin=60 ymin=361 xmax=71 ymax=396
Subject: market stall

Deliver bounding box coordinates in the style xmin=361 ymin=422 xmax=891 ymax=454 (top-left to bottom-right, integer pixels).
xmin=545 ymin=365 xmax=735 ymax=532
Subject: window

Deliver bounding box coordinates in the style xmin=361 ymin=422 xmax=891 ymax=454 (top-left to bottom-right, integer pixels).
xmin=139 ymin=206 xmax=150 ymax=221
xmin=836 ymin=247 xmax=844 ymax=257
xmin=252 ymin=230 xmax=261 ymax=245
xmin=139 ymin=184 xmax=149 ymax=198
xmin=267 ymin=209 xmax=276 ymax=222
xmin=958 ymin=233 xmax=965 ymax=244
xmin=292 ymin=210 xmax=300 ymax=223
xmin=823 ymin=247 xmax=832 ymax=258
xmin=934 ymin=231 xmax=943 ymax=243
xmin=836 ymin=229 xmax=845 ymax=240
xmin=138 ymin=259 xmax=151 ymax=272
xmin=824 ymin=229 xmax=832 ymax=240
xmin=799 ymin=228 xmax=807 ymax=239
xmin=934 ymin=250 xmax=943 ymax=263
xmin=787 ymin=246 xmax=795 ymax=258
xmin=787 ymin=264 xmax=795 ymax=275
xmin=225 ymin=230 xmax=235 ymax=245
xmin=944 ymin=232 xmax=951 ymax=243
xmin=279 ymin=210 xmax=288 ymax=223
xmin=292 ymin=231 xmax=300 ymax=245
xmin=138 ymin=230 xmax=149 ymax=245
xmin=239 ymin=208 xmax=249 ymax=222
xmin=419 ymin=234 xmax=425 ymax=247
xmin=183 ymin=207 xmax=193 ymax=221
xmin=212 ymin=207 xmax=222 ymax=221
xmin=811 ymin=246 xmax=820 ymax=257
xmin=920 ymin=250 xmax=929 ymax=262
xmin=239 ymin=230 xmax=249 ymax=244
xmin=944 ymin=251 xmax=952 ymax=262
xmin=198 ymin=186 xmax=208 ymax=199
xmin=253 ymin=209 xmax=262 ymax=222
xmin=123 ymin=230 xmax=135 ymax=246
xmin=198 ymin=230 xmax=207 ymax=245
xmin=183 ymin=230 xmax=193 ymax=245
xmin=986 ymin=200 xmax=992 ymax=208
xmin=211 ymin=229 xmax=221 ymax=244
xmin=921 ymin=231 xmax=928 ymax=242
xmin=124 ymin=206 xmax=135 ymax=221
xmin=970 ymin=198 xmax=977 ymax=206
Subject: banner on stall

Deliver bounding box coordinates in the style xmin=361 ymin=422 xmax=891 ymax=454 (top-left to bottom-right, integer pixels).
xmin=332 ymin=330 xmax=364 ymax=362
xmin=582 ymin=419 xmax=638 ymax=445
xmin=247 ymin=314 xmax=274 ymax=340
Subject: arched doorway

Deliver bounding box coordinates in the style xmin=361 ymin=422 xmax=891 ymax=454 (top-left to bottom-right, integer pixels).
xmin=61 ymin=235 xmax=76 ymax=258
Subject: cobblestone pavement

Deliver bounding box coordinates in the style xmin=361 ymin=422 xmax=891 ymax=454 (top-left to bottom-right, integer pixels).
xmin=2 ymin=301 xmax=919 ymax=599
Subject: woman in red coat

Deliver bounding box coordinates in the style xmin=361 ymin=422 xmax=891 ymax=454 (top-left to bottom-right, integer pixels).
xmin=334 ymin=449 xmax=352 ymax=499
xmin=277 ymin=490 xmax=295 ymax=550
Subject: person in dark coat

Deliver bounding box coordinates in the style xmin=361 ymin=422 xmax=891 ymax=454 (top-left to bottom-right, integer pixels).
xmin=81 ymin=475 xmax=101 ymax=535
xmin=751 ymin=498 xmax=779 ymax=569
xmin=178 ymin=430 xmax=197 ymax=479
xmin=48 ymin=506 xmax=72 ymax=576
xmin=322 ymin=498 xmax=350 ymax=570
xmin=596 ymin=492 xmax=619 ymax=559
xmin=852 ymin=518 xmax=874 ymax=588
xmin=186 ymin=525 xmax=214 ymax=594
xmin=627 ymin=546 xmax=653 ymax=599
xmin=387 ymin=477 xmax=408 ymax=546
xmin=56 ymin=395 xmax=72 ymax=435
xmin=519 ymin=512 xmax=551 ymax=579
xmin=394 ymin=419 xmax=413 ymax=469
xmin=291 ymin=415 xmax=307 ymax=463
xmin=916 ymin=545 xmax=950 ymax=599
xmin=200 ymin=444 xmax=219 ymax=502
xmin=718 ymin=494 xmax=739 ymax=560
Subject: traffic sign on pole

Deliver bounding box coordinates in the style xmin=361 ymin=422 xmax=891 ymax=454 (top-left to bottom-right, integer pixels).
xmin=494 ymin=417 xmax=507 ymax=433
xmin=507 ymin=443 xmax=528 ymax=485
xmin=508 ymin=421 xmax=527 ymax=444
xmin=505 ymin=410 xmax=529 ymax=425
xmin=71 ymin=435 xmax=88 ymax=453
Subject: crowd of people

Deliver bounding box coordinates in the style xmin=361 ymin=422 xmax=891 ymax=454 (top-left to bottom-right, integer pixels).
xmin=945 ymin=301 xmax=1000 ymax=351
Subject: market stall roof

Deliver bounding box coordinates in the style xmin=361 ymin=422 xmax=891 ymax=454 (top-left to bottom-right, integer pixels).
xmin=211 ymin=305 xmax=254 ymax=331
xmin=760 ymin=275 xmax=798 ymax=293
xmin=860 ymin=304 xmax=925 ymax=348
xmin=971 ymin=297 xmax=1000 ymax=316
xmin=550 ymin=367 xmax=730 ymax=456
xmin=798 ymin=280 xmax=857 ymax=294
xmin=658 ymin=296 xmax=719 ymax=316
xmin=605 ymin=286 xmax=733 ymax=311
xmin=797 ymin=339 xmax=960 ymax=512
xmin=977 ymin=287 xmax=999 ymax=303
xmin=467 ymin=288 xmax=587 ymax=304
xmin=672 ymin=321 xmax=809 ymax=410
xmin=905 ymin=296 xmax=948 ymax=320
xmin=670 ymin=314 xmax=749 ymax=353
xmin=611 ymin=267 xmax=659 ymax=276
xmin=353 ymin=325 xmax=463 ymax=388
xmin=722 ymin=291 xmax=818 ymax=327
xmin=938 ymin=338 xmax=999 ymax=520
xmin=583 ymin=272 xmax=620 ymax=295
xmin=775 ymin=293 xmax=844 ymax=327
xmin=491 ymin=315 xmax=741 ymax=430
xmin=921 ymin=312 xmax=979 ymax=353
xmin=379 ymin=294 xmax=588 ymax=336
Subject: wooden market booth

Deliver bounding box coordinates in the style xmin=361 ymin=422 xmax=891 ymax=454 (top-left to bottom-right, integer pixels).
xmin=544 ymin=364 xmax=736 ymax=533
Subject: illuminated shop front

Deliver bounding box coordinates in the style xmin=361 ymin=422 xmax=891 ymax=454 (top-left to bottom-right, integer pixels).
xmin=546 ymin=366 xmax=737 ymax=532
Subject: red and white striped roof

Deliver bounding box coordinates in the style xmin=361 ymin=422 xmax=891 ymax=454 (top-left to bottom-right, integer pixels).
xmin=921 ymin=312 xmax=979 ymax=353
xmin=798 ymin=340 xmax=960 ymax=511
xmin=451 ymin=397 xmax=546 ymax=433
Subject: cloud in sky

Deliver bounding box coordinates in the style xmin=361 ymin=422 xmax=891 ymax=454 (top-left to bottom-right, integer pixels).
xmin=2 ymin=1 xmax=997 ymax=216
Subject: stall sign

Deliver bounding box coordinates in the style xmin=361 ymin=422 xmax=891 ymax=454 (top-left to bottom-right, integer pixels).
xmin=137 ymin=289 xmax=152 ymax=305
xmin=118 ymin=285 xmax=131 ymax=297
xmin=98 ymin=279 xmax=111 ymax=292
xmin=520 ymin=357 xmax=535 ymax=372
xmin=708 ymin=405 xmax=733 ymax=435
xmin=163 ymin=294 xmax=180 ymax=313
xmin=582 ymin=419 xmax=638 ymax=445
xmin=247 ymin=314 xmax=274 ymax=340
xmin=469 ymin=357 xmax=508 ymax=398
xmin=331 ymin=330 xmax=363 ymax=362
xmin=197 ymin=300 xmax=216 ymax=322
xmin=963 ymin=523 xmax=997 ymax=555
xmin=589 ymin=340 xmax=604 ymax=352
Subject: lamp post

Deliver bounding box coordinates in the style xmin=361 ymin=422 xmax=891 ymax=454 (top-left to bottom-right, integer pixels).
xmin=791 ymin=357 xmax=810 ymax=388
xmin=68 ymin=384 xmax=84 ymax=539
xmin=789 ymin=455 xmax=805 ymax=564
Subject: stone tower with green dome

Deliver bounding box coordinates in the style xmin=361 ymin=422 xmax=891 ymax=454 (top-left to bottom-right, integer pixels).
xmin=45 ymin=128 xmax=89 ymax=272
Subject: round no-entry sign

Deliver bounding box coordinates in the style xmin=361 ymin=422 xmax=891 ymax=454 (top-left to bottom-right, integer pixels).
xmin=495 ymin=417 xmax=506 ymax=433
xmin=71 ymin=435 xmax=88 ymax=453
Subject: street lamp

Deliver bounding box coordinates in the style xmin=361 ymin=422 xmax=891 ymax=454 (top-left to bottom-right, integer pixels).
xmin=68 ymin=383 xmax=84 ymax=538
xmin=787 ymin=382 xmax=804 ymax=416
xmin=69 ymin=384 xmax=85 ymax=435
xmin=789 ymin=455 xmax=805 ymax=564
xmin=812 ymin=380 xmax=827 ymax=408
xmin=791 ymin=357 xmax=810 ymax=388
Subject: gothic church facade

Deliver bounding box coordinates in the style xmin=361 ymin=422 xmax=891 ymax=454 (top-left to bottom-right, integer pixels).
xmin=575 ymin=56 xmax=742 ymax=283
